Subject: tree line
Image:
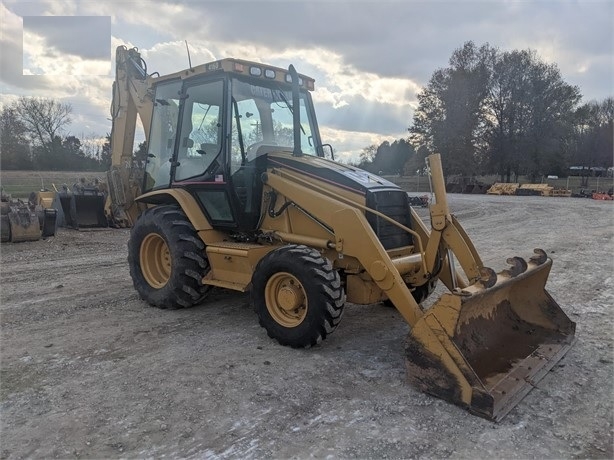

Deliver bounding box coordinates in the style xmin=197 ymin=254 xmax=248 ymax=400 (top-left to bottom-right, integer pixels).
xmin=358 ymin=41 xmax=612 ymax=180
xmin=3 ymin=43 xmax=612 ymax=179
xmin=0 ymin=97 xmax=111 ymax=171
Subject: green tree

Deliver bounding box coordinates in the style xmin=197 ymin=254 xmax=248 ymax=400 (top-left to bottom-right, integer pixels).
xmin=100 ymin=134 xmax=112 ymax=169
xmin=133 ymin=140 xmax=148 ymax=169
xmin=390 ymin=139 xmax=414 ymax=175
xmin=0 ymin=105 xmax=32 ymax=170
xmin=486 ymin=50 xmax=580 ymax=181
xmin=410 ymin=42 xmax=583 ymax=180
xmin=410 ymin=41 xmax=495 ymax=175
xmin=570 ymin=97 xmax=614 ymax=182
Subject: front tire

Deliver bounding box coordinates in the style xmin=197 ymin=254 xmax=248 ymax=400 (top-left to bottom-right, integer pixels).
xmin=252 ymin=245 xmax=345 ymax=348
xmin=128 ymin=205 xmax=210 ymax=309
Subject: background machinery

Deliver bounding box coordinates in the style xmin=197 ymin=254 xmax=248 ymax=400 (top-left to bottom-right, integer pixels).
xmin=109 ymin=46 xmax=575 ymax=421
xmin=0 ymin=189 xmax=56 ymax=243
xmin=55 ymin=179 xmax=108 ymax=229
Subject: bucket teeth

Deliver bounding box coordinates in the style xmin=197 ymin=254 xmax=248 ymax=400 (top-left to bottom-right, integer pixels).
xmin=530 ymin=248 xmax=548 ymax=266
xmin=502 ymin=256 xmax=528 ymax=278
xmin=478 ymin=266 xmax=497 ymax=288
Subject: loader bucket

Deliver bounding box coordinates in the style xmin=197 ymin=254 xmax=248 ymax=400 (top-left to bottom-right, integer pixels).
xmin=405 ymin=250 xmax=575 ymax=421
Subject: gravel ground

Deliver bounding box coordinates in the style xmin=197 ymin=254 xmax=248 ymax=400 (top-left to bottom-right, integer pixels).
xmin=1 ymin=194 xmax=612 ymax=459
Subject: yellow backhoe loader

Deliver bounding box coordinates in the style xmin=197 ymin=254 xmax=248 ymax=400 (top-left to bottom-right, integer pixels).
xmin=109 ymin=46 xmax=575 ymax=421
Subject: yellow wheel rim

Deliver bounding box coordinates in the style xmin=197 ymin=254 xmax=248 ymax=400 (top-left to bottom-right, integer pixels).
xmin=140 ymin=233 xmax=171 ymax=289
xmin=265 ymin=272 xmax=307 ymax=328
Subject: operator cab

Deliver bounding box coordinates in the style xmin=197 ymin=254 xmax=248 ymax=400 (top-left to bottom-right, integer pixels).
xmin=143 ymin=60 xmax=329 ymax=233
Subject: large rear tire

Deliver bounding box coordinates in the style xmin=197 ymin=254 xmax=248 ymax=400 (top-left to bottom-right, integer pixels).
xmin=252 ymin=245 xmax=345 ymax=348
xmin=128 ymin=205 xmax=210 ymax=309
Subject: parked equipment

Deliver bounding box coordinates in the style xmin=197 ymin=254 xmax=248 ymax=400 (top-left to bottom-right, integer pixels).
xmin=109 ymin=45 xmax=575 ymax=421
xmin=407 ymin=194 xmax=429 ymax=207
xmin=55 ymin=180 xmax=108 ymax=229
xmin=487 ymin=183 xmax=519 ymax=195
xmin=446 ymin=176 xmax=491 ymax=194
xmin=0 ymin=191 xmax=56 ymax=243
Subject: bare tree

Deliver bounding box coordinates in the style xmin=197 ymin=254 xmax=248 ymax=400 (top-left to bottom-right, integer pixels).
xmin=15 ymin=97 xmax=72 ymax=155
xmin=359 ymin=144 xmax=377 ymax=166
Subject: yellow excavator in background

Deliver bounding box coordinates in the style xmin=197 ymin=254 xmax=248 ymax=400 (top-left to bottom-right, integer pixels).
xmin=108 ymin=45 xmax=575 ymax=421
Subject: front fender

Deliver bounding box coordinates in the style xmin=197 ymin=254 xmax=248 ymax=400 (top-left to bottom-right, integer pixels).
xmin=136 ymin=189 xmax=213 ymax=231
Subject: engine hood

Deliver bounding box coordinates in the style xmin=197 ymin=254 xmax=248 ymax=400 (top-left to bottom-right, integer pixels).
xmin=267 ymin=152 xmax=401 ymax=195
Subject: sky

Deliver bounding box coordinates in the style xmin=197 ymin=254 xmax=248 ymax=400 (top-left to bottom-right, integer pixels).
xmin=1 ymin=0 xmax=613 ymax=163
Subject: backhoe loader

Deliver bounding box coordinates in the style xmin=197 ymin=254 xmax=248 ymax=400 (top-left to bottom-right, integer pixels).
xmin=110 ymin=45 xmax=575 ymax=421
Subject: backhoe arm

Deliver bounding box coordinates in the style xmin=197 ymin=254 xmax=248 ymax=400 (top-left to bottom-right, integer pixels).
xmin=105 ymin=46 xmax=154 ymax=227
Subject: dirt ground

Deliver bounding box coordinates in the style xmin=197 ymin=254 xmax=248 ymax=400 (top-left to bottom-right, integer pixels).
xmin=1 ymin=194 xmax=612 ymax=459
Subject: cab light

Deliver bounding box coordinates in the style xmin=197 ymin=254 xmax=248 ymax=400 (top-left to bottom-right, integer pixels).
xmin=284 ymin=74 xmax=303 ymax=85
xmin=264 ymin=69 xmax=276 ymax=79
xmin=250 ymin=66 xmax=262 ymax=76
xmin=234 ymin=63 xmax=244 ymax=72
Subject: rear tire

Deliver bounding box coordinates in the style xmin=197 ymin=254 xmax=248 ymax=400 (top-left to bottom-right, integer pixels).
xmin=252 ymin=245 xmax=345 ymax=348
xmin=128 ymin=205 xmax=210 ymax=309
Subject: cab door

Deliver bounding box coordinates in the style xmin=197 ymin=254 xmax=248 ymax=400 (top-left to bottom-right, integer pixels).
xmin=171 ymin=78 xmax=242 ymax=229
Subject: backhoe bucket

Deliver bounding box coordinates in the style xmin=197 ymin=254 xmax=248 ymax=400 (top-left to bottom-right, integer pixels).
xmin=73 ymin=194 xmax=107 ymax=228
xmin=405 ymin=250 xmax=575 ymax=421
xmin=57 ymin=192 xmax=107 ymax=229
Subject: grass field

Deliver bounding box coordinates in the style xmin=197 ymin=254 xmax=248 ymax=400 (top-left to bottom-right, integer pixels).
xmin=1 ymin=169 xmax=612 ymax=198
xmin=0 ymin=170 xmax=106 ymax=197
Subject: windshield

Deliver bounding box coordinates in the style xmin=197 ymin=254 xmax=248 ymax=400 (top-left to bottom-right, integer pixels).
xmin=230 ymin=77 xmax=318 ymax=172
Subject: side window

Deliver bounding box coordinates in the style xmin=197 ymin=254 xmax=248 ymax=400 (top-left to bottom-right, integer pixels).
xmin=144 ymin=80 xmax=181 ymax=191
xmin=175 ymin=80 xmax=224 ymax=182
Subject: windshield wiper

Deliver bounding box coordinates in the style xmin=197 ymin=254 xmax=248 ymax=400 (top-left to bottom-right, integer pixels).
xmin=276 ymin=90 xmax=306 ymax=135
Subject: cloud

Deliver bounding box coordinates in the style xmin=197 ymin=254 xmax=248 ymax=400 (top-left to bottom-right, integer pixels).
xmin=0 ymin=4 xmax=57 ymax=92
xmin=319 ymin=125 xmax=397 ymax=165
xmin=1 ymin=0 xmax=611 ymax=165
xmin=22 ymin=16 xmax=111 ymax=75
xmin=23 ymin=16 xmax=110 ymax=60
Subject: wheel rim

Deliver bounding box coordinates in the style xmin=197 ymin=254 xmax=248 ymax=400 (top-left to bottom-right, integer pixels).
xmin=140 ymin=233 xmax=171 ymax=289
xmin=265 ymin=272 xmax=307 ymax=327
